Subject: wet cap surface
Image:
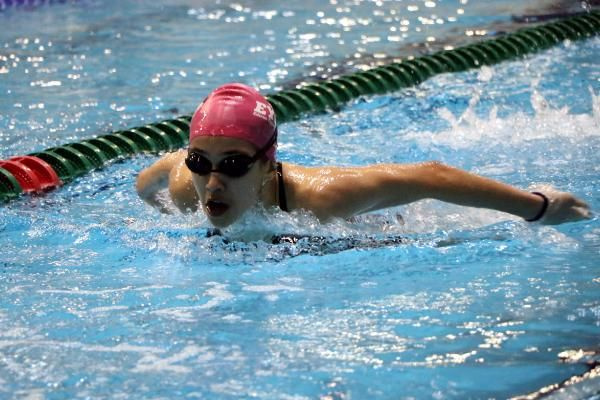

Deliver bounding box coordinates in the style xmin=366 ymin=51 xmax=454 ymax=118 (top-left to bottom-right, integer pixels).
xmin=190 ymin=83 xmax=277 ymax=161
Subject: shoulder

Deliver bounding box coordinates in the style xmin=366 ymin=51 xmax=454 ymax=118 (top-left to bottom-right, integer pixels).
xmin=281 ymin=162 xmax=427 ymax=220
xmin=138 ymin=150 xmax=187 ymax=178
xmin=136 ymin=150 xmax=187 ymax=198
xmin=282 ymin=163 xmax=394 ymax=192
xmin=280 ymin=163 xmax=389 ymax=219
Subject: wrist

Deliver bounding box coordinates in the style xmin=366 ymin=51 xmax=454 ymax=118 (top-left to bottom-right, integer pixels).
xmin=525 ymin=192 xmax=549 ymax=222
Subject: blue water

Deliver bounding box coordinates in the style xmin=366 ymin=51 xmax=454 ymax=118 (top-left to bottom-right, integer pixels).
xmin=1 ymin=1 xmax=599 ymax=399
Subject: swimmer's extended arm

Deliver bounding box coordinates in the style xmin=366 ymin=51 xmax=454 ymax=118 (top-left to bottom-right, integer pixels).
xmin=136 ymin=150 xmax=198 ymax=213
xmin=307 ymin=162 xmax=590 ymax=224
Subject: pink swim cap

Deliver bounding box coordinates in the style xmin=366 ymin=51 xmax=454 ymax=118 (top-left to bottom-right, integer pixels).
xmin=189 ymin=83 xmax=277 ymax=161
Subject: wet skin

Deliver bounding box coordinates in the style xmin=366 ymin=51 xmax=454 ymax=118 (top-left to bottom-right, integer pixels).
xmin=136 ymin=137 xmax=591 ymax=227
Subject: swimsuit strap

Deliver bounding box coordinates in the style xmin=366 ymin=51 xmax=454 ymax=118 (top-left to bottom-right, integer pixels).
xmin=276 ymin=162 xmax=289 ymax=212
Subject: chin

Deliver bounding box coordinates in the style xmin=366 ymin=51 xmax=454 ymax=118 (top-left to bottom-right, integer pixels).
xmin=206 ymin=209 xmax=240 ymax=228
xmin=208 ymin=217 xmax=234 ymax=228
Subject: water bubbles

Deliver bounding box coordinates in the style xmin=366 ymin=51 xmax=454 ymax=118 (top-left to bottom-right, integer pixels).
xmin=477 ymin=65 xmax=494 ymax=82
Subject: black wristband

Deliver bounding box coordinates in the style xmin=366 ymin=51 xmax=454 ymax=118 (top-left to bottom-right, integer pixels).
xmin=526 ymin=192 xmax=549 ymax=222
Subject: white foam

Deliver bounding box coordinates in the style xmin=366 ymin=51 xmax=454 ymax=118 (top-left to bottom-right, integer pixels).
xmin=0 ymin=339 xmax=165 ymax=355
xmin=242 ymin=284 xmax=303 ymax=293
xmin=405 ymin=87 xmax=600 ymax=150
xmin=151 ymin=283 xmax=235 ymax=321
xmin=88 ymin=305 xmax=130 ymax=314
xmin=222 ymin=314 xmax=243 ymax=322
xmin=152 ymin=307 xmax=197 ymax=322
xmin=132 ymin=344 xmax=208 ymax=374
xmin=0 ymin=327 xmax=34 ymax=338
xmin=82 ymin=343 xmax=166 ymax=354
xmin=12 ymin=389 xmax=46 ymax=400
xmin=6 ymin=285 xmax=29 ymax=294
xmin=37 ymin=285 xmax=171 ymax=296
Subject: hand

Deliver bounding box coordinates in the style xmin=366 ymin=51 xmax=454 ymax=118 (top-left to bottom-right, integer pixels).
xmin=534 ymin=185 xmax=592 ymax=225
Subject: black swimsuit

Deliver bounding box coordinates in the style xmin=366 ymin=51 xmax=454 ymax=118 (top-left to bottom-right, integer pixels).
xmin=276 ymin=162 xmax=288 ymax=212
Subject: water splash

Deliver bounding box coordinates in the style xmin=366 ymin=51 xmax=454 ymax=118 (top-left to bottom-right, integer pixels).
xmin=407 ymin=85 xmax=600 ymax=150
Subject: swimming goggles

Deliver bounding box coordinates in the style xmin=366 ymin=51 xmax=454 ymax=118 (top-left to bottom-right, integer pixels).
xmin=185 ymin=130 xmax=277 ymax=178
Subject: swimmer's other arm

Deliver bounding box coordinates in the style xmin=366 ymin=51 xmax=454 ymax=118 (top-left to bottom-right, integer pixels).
xmin=135 ymin=150 xmax=198 ymax=213
xmin=304 ymin=162 xmax=591 ymax=225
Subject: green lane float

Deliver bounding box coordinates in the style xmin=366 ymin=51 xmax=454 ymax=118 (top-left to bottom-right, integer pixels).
xmin=86 ymin=137 xmax=126 ymax=159
xmin=1 ymin=11 xmax=598 ymax=203
xmin=29 ymin=150 xmax=78 ymax=183
xmin=0 ymin=167 xmax=23 ymax=200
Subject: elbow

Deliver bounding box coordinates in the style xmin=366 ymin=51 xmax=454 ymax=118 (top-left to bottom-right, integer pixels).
xmin=136 ymin=167 xmax=167 ymax=200
xmin=135 ymin=172 xmax=145 ymax=196
xmin=415 ymin=161 xmax=455 ymax=198
xmin=416 ymin=160 xmax=451 ymax=180
xmin=421 ymin=160 xmax=448 ymax=173
xmin=420 ymin=161 xmax=454 ymax=179
xmin=135 ymin=169 xmax=150 ymax=198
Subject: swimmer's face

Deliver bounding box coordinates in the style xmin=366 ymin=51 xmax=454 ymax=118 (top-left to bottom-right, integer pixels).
xmin=188 ymin=136 xmax=271 ymax=228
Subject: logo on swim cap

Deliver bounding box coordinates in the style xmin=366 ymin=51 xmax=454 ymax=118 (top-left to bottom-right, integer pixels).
xmin=252 ymin=100 xmax=276 ymax=127
xmin=189 ymin=83 xmax=277 ymax=161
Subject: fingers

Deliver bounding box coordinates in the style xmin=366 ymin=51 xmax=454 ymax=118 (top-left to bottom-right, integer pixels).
xmin=572 ymin=196 xmax=589 ymax=209
xmin=573 ymin=205 xmax=592 ymax=220
xmin=549 ymin=204 xmax=592 ymax=224
xmin=566 ymin=194 xmax=591 ymax=220
xmin=538 ymin=193 xmax=592 ymax=224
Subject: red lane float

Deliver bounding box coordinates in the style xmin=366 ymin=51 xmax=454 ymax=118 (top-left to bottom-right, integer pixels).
xmin=0 ymin=156 xmax=61 ymax=193
xmin=0 ymin=160 xmax=41 ymax=193
xmin=11 ymin=156 xmax=62 ymax=189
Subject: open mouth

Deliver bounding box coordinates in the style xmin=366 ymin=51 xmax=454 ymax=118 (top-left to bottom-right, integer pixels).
xmin=205 ymin=200 xmax=230 ymax=217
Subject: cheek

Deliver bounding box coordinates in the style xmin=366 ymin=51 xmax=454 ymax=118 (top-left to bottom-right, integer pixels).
xmin=234 ymin=181 xmax=258 ymax=203
xmin=191 ymin=176 xmax=206 ymax=197
xmin=234 ymin=175 xmax=262 ymax=204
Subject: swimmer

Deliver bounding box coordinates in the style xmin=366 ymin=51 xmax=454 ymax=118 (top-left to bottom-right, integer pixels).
xmin=136 ymin=83 xmax=591 ymax=228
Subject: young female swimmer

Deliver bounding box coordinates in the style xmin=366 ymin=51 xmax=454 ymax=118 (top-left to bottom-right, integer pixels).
xmin=136 ymin=83 xmax=591 ymax=228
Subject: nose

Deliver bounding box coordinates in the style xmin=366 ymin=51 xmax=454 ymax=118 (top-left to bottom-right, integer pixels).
xmin=205 ymin=172 xmax=225 ymax=193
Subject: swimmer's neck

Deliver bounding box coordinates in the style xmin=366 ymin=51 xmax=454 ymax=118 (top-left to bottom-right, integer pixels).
xmin=258 ymin=165 xmax=280 ymax=209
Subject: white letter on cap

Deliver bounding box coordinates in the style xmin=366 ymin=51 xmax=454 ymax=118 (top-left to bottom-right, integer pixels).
xmin=253 ymin=101 xmax=269 ymax=120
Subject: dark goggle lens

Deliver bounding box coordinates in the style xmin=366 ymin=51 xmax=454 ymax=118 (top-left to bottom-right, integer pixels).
xmin=218 ymin=155 xmax=254 ymax=177
xmin=185 ymin=152 xmax=254 ymax=177
xmin=185 ymin=152 xmax=212 ymax=175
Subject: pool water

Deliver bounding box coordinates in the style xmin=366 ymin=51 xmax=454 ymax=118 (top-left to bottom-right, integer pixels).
xmin=1 ymin=1 xmax=599 ymax=399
